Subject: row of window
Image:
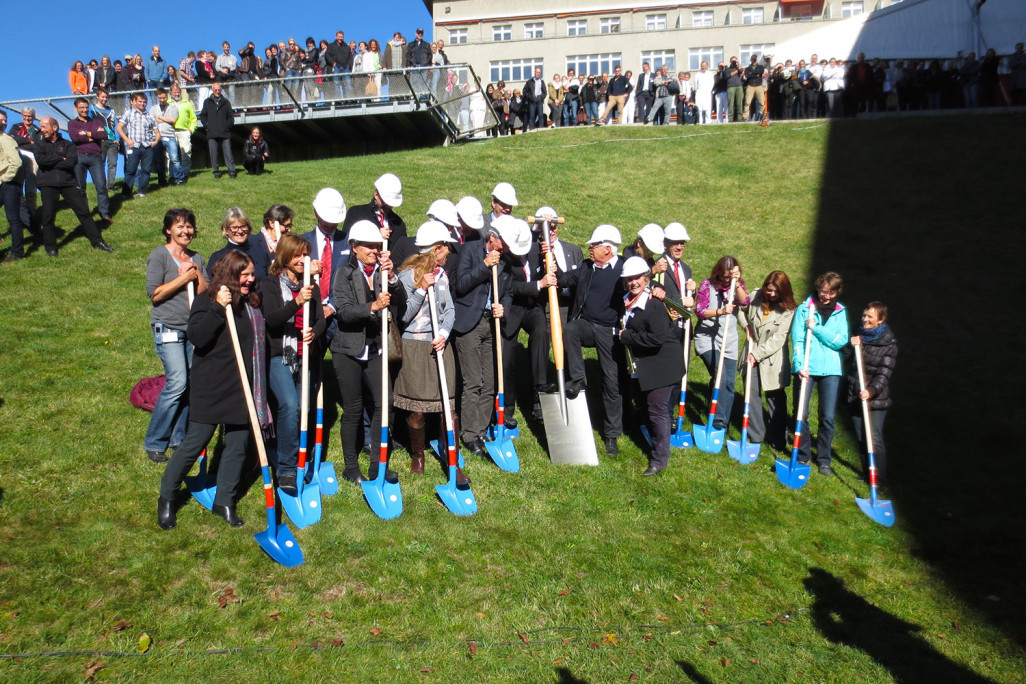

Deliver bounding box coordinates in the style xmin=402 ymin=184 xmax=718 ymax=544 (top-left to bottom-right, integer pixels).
xmin=488 ymin=45 xmax=777 ymax=84
xmin=448 ymin=2 xmax=863 ymax=44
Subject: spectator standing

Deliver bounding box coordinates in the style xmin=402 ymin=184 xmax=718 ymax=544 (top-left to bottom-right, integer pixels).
xmin=846 ymin=301 xmax=897 ymax=487
xmin=822 ymin=58 xmax=846 ymax=117
xmin=325 ymin=30 xmax=353 ymax=98
xmin=199 ymin=82 xmax=236 ymax=180
xmin=646 ymin=65 xmax=675 ymax=125
xmin=194 ymin=51 xmax=216 ymax=103
xmin=117 ymin=92 xmax=160 ymax=199
xmin=69 ymin=61 xmax=88 ymax=94
xmin=8 ymin=108 xmax=40 ymax=229
xmin=548 ymin=74 xmax=565 ymax=127
xmin=634 ymin=63 xmax=655 ymax=123
xmin=32 ymin=117 xmax=113 ymax=256
xmin=604 ymin=65 xmax=630 ymax=124
xmin=406 ymin=27 xmax=431 ymax=67
xmin=522 ymin=67 xmax=546 ymax=131
xmin=0 ymin=121 xmax=27 ymax=262
xmin=959 ymin=52 xmax=981 ymax=109
xmin=1010 ymin=43 xmax=1026 ymax=106
xmin=582 ymin=75 xmax=599 ymax=125
xmin=726 ymin=57 xmax=744 ymax=122
xmin=243 ymin=126 xmax=269 ymax=175
xmin=676 ymin=71 xmax=694 ymax=125
xmin=170 ymin=83 xmax=196 ymax=184
xmin=713 ymin=61 xmax=729 ymax=122
xmin=563 ymin=69 xmax=580 ymax=126
xmin=178 ymin=51 xmax=197 ymax=92
xmin=145 ymin=46 xmax=168 ymax=90
xmin=89 ymin=88 xmax=119 ymax=194
xmin=237 ymin=42 xmax=259 ymax=83
xmin=216 ymin=41 xmax=238 ymax=82
xmin=744 ymin=55 xmax=767 ymax=120
xmin=694 ymin=61 xmax=714 ymax=124
xmin=150 ymin=89 xmax=182 ymax=187
xmin=67 ymin=97 xmax=112 ymax=224
xmin=95 ymin=56 xmax=117 ymax=93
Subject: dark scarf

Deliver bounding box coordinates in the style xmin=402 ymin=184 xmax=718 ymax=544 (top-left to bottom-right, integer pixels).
xmin=246 ymin=302 xmax=274 ymax=439
xmin=278 ymin=274 xmax=303 ymax=372
xmin=858 ymin=322 xmax=888 ymax=343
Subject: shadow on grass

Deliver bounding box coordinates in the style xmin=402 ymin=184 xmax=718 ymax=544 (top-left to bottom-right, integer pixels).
xmin=676 ymin=660 xmax=714 ymax=683
xmin=806 ymin=567 xmax=995 ymax=683
xmin=811 ymin=115 xmax=1026 ymax=645
xmin=554 ymin=668 xmax=589 ymax=683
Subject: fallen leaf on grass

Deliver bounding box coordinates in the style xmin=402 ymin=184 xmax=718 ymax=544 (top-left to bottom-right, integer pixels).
xmin=628 ymin=500 xmax=634 ymax=506
xmin=708 ymin=640 xmax=718 ymax=646
xmin=812 ymin=541 xmax=823 ymax=549
xmin=749 ymin=658 xmax=758 ymax=663
xmin=269 ymin=590 xmax=279 ymax=600
xmin=475 ymin=612 xmax=486 ymax=619
xmin=85 ymin=662 xmax=105 ymax=681
xmin=589 ymin=642 xmax=600 ymax=648
xmin=629 ymin=674 xmax=639 ymax=682
xmin=952 ymin=621 xmax=960 ymax=630
xmin=590 ymin=609 xmax=598 ymax=619
xmin=936 ymin=633 xmax=947 ymax=639
xmin=7 ymin=612 xmax=18 ymax=619
xmin=553 ymin=656 xmax=565 ymax=665
xmin=369 ymin=626 xmax=383 ymax=636
xmin=833 ymin=500 xmax=840 ymax=506
xmin=311 ymin=641 xmax=320 ymax=650
xmin=658 ymin=615 xmax=669 ymax=621
xmin=673 ymin=594 xmax=682 ymax=602
xmin=268 ymin=610 xmax=281 ymax=621
xmin=642 ymin=633 xmax=653 ymax=642
xmin=561 ymin=638 xmax=573 ymax=645
xmin=322 ymin=611 xmax=334 ymax=619
xmin=467 ymin=641 xmax=478 ymax=658
xmin=112 ymin=620 xmax=132 ymax=632
xmin=218 ymin=587 xmax=241 ymax=608
xmin=558 ymin=586 xmax=574 ymax=596
xmin=138 ymin=633 xmax=151 ymax=653
xmin=720 ymin=658 xmax=729 ymax=667
xmin=420 ymin=666 xmax=433 ymax=673
xmin=602 ymin=633 xmax=618 ymax=646
xmin=332 ymin=637 xmax=345 ymax=647
xmin=518 ymin=632 xmax=529 ymax=644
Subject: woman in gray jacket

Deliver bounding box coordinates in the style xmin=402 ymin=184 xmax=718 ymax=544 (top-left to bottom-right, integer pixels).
xmin=739 ymin=270 xmax=796 ymax=450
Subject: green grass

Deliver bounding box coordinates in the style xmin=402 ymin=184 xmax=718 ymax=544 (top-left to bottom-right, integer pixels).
xmin=1 ymin=116 xmax=1024 ymax=682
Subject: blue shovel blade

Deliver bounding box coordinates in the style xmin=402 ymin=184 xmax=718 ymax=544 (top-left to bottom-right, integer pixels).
xmin=487 ymin=423 xmax=520 ymax=440
xmin=726 ymin=438 xmax=761 ymax=465
xmin=316 ymin=461 xmax=339 ymax=497
xmin=775 ymin=457 xmax=810 ymax=489
xmin=254 ymin=516 xmax=304 ymax=567
xmin=361 ymin=470 xmax=403 ymax=520
xmin=669 ymin=424 xmax=694 ymax=449
xmin=436 ymin=467 xmax=477 ymax=516
xmin=429 ymin=439 xmax=464 ymax=468
xmin=640 ymin=425 xmax=653 ymax=446
xmin=856 ymin=496 xmax=896 ymax=527
xmin=278 ymin=480 xmax=323 ymax=529
xmin=693 ymin=422 xmax=726 ymax=454
xmin=185 ymin=456 xmax=216 ymax=511
xmin=484 ymin=426 xmax=520 ymax=473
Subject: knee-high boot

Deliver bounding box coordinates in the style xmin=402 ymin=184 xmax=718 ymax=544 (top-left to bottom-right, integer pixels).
xmin=408 ymin=413 xmax=425 ymax=474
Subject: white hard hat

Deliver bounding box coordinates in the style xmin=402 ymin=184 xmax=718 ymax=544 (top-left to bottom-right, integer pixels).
xmin=312 ymin=187 xmax=347 ymax=224
xmin=663 ymin=221 xmax=691 ymax=242
xmin=374 ymin=173 xmax=403 ymax=207
xmin=533 ymin=206 xmax=557 ymax=228
xmin=415 ymin=220 xmax=457 ymax=250
xmin=586 ymin=224 xmax=622 ymax=247
xmin=621 ymin=256 xmax=651 ymax=279
xmin=426 ymin=199 xmax=459 ymax=228
xmin=638 ymin=223 xmax=665 ymax=255
xmin=491 ymin=181 xmax=519 ymax=207
xmin=347 ymin=219 xmax=385 ymax=245
xmin=490 ymin=214 xmax=531 ymax=256
xmin=455 ymin=196 xmax=484 ymax=230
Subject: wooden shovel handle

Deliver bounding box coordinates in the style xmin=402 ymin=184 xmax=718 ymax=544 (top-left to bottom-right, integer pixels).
xmin=225 ymin=303 xmax=271 ymax=470
xmin=528 ymin=215 xmax=565 ymax=224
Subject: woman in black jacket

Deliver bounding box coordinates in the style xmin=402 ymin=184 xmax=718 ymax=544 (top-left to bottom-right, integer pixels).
xmin=846 ymin=301 xmax=897 ymax=487
xmin=618 ymin=257 xmax=685 ymax=476
xmin=261 ymin=235 xmax=325 ymax=495
xmin=158 ymin=251 xmax=269 ymax=530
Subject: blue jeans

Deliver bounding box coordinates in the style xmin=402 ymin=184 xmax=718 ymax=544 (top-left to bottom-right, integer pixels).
xmin=123 ymin=145 xmax=154 ymax=195
xmin=268 ymin=357 xmax=311 ymax=476
xmin=144 ymin=324 xmax=193 ymax=452
xmin=563 ymin=99 xmax=579 ymax=125
xmin=584 ymin=101 xmax=598 ymax=123
xmin=160 ymin=135 xmax=183 ymax=183
xmin=74 ymin=152 xmax=109 ymax=217
xmin=699 ymin=350 xmax=738 ymax=430
xmin=792 ymin=374 xmax=840 ymax=465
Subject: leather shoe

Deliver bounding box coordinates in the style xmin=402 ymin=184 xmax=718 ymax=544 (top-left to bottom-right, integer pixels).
xmin=456 ymin=467 xmax=471 ymax=486
xmin=565 ymin=379 xmax=586 ymax=399
xmin=604 ymin=437 xmax=619 ymax=456
xmin=157 ymin=497 xmax=176 ymax=530
xmin=341 ymin=468 xmax=365 ymax=485
xmin=504 ymin=416 xmax=518 ymax=430
xmin=45 ymin=248 xmax=59 ymax=258
xmin=93 ymin=241 xmax=114 ymax=253
xmin=101 ymin=215 xmax=113 ymax=224
xmin=367 ymin=465 xmax=398 ymax=482
xmin=465 ymin=437 xmax=487 ymax=459
xmin=146 ymin=449 xmax=168 ymax=463
xmin=411 ymin=455 xmax=425 ymax=474
xmin=211 ymin=504 xmax=244 ymax=527
xmin=532 ymin=406 xmax=544 ymax=422
xmin=278 ymin=472 xmax=298 ymax=497
xmin=642 ymin=464 xmax=664 ymax=476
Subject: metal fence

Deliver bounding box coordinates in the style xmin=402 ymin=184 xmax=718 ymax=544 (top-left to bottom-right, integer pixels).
xmin=0 ymin=65 xmax=498 ymax=142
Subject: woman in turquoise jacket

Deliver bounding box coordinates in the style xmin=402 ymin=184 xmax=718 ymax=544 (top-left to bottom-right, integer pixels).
xmin=790 ymin=271 xmax=848 ymax=475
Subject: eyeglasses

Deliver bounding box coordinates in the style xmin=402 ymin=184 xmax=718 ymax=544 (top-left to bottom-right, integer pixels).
xmin=227 ymin=223 xmax=248 ymax=233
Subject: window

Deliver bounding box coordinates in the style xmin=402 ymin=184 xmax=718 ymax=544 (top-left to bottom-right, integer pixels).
xmin=842 ymin=1 xmax=864 ymax=17
xmin=566 ymin=53 xmax=622 ymax=78
xmin=692 ymin=10 xmax=714 ymax=27
xmin=600 ymin=17 xmax=620 ymax=33
xmin=641 ymin=50 xmax=676 ymax=72
xmin=524 ymin=22 xmax=544 ymax=39
xmin=646 ymin=14 xmax=667 ymax=31
xmin=739 ymin=44 xmax=774 ymax=64
xmin=742 ymin=8 xmax=764 ymax=24
xmin=567 ymin=19 xmax=587 ymax=36
xmin=788 ymin=4 xmax=813 ymax=20
xmin=490 ymin=58 xmax=543 ymax=84
xmin=492 ymin=24 xmax=512 ymax=41
xmin=689 ymin=47 xmax=723 ymax=71
xmin=448 ymin=28 xmax=468 ymax=45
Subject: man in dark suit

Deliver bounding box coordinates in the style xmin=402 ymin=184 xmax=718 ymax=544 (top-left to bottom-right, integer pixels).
xmin=635 ymin=62 xmax=656 ymax=125
xmin=301 ymin=187 xmax=349 ymax=345
xmin=558 ymin=224 xmax=625 ymax=455
xmin=522 ymin=67 xmax=546 ymax=132
xmin=535 ymin=211 xmax=585 ymax=326
xmin=452 ymin=215 xmax=529 ymax=458
xmin=342 ymin=172 xmax=407 ymax=242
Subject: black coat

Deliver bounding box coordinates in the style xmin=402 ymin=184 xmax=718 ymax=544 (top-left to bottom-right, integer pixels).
xmin=846 ymin=326 xmax=897 ymax=410
xmin=207 ymin=237 xmax=272 ymax=282
xmin=329 ymin=256 xmax=406 ymax=358
xmin=324 ymin=41 xmax=352 ymax=69
xmin=620 ymin=293 xmax=685 ymax=392
xmin=32 ymin=133 xmax=78 ymax=187
xmin=558 ymin=257 xmax=626 ymax=323
xmin=260 ymin=273 xmax=327 ymax=359
xmin=453 ymin=239 xmax=513 ymax=335
xmin=505 ymin=242 xmax=546 ymax=332
xmin=343 ymin=202 xmax=408 ymax=241
xmin=187 ymin=292 xmax=259 ymax=426
xmin=199 ymin=95 xmax=234 ymax=138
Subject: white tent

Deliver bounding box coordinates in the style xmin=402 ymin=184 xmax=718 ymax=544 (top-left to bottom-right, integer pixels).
xmin=772 ymin=0 xmax=1026 ymax=63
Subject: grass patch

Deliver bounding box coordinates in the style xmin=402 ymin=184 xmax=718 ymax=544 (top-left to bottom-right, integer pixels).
xmin=1 ymin=117 xmax=1024 ymax=681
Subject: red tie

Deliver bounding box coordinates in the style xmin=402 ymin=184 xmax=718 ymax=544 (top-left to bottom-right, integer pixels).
xmin=320 ymin=236 xmax=332 ymax=301
xmin=673 ymin=262 xmax=681 ymax=291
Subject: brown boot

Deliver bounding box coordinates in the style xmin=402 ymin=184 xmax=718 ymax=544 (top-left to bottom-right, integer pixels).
xmin=408 ymin=414 xmax=426 ymax=475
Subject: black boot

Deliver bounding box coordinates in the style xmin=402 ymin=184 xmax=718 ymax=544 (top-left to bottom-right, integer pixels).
xmin=408 ymin=415 xmax=426 ymax=474
xmin=157 ymin=497 xmax=176 ymax=530
xmin=211 ymin=504 xmax=244 ymax=527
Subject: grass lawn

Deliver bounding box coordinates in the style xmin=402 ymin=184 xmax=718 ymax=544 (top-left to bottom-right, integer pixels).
xmin=1 ymin=115 xmax=1024 ymax=682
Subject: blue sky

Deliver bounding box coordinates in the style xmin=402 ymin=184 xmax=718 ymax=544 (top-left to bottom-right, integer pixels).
xmin=0 ymin=1 xmax=434 ymax=102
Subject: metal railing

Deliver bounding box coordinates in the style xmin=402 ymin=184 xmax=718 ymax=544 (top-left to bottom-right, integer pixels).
xmin=0 ymin=65 xmax=498 ymax=142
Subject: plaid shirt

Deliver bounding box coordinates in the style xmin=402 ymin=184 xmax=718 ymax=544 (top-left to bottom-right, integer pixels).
xmin=121 ymin=107 xmax=158 ymax=148
xmin=178 ymin=57 xmax=195 ymax=86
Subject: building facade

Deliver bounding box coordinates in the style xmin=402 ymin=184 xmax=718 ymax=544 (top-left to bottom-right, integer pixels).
xmin=427 ymin=0 xmax=894 ymax=84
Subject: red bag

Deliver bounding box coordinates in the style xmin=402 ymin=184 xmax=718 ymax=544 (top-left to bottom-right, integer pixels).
xmin=130 ymin=375 xmax=166 ymax=412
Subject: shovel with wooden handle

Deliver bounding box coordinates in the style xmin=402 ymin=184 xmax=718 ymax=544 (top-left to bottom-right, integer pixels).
xmin=853 ymin=343 xmax=895 ymax=526
xmin=727 ymin=327 xmax=761 ymax=464
xmin=482 ymin=264 xmax=520 ymax=472
xmin=183 ymin=280 xmax=217 ymax=509
xmin=775 ymin=299 xmax=815 ymax=489
xmin=693 ymin=277 xmax=737 ymax=454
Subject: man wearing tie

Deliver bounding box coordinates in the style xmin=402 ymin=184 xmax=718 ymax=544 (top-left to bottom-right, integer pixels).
xmin=635 ymin=63 xmax=656 ymax=125
xmin=522 ymin=67 xmax=547 ymax=132
xmin=342 ymin=172 xmax=407 ymax=241
xmin=302 ymin=187 xmax=349 ymax=345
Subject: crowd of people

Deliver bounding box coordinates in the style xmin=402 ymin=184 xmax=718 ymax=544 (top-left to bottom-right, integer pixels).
xmin=482 ymin=43 xmax=1026 ymax=132
xmin=148 ymin=176 xmax=898 ymax=530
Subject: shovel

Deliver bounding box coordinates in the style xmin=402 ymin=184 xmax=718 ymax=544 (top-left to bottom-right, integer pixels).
xmin=727 ymin=327 xmax=761 ymax=464
xmin=534 ymin=217 xmax=599 ymax=466
xmin=853 ymin=343 xmax=895 ymax=526
xmin=428 ymin=285 xmax=477 ymax=516
xmin=362 ymin=242 xmax=403 ymax=520
xmin=482 ymin=265 xmax=520 ymax=473
xmin=664 ymin=288 xmax=695 ymax=449
xmin=693 ymin=277 xmax=737 ymax=454
xmin=775 ymin=299 xmax=815 ymax=489
xmin=225 ymin=302 xmax=303 ymax=567
xmin=183 ymin=282 xmax=217 ymax=509
xmin=309 ymin=384 xmax=339 ymax=496
xmin=278 ymin=257 xmax=322 ymax=529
